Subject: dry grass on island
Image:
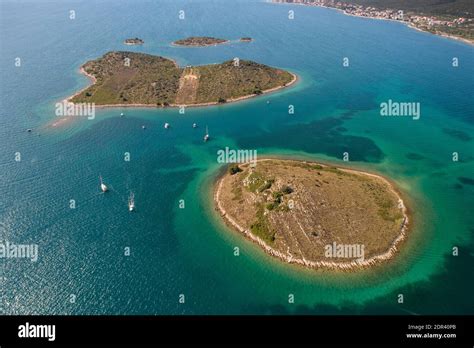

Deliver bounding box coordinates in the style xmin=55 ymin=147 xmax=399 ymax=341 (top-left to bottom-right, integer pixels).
xmin=215 ymin=159 xmax=410 ymax=270
xmin=172 ymin=36 xmax=229 ymax=47
xmin=70 ymin=51 xmax=295 ymax=107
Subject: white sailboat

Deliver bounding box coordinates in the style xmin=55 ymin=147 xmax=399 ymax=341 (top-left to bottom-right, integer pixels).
xmin=128 ymin=192 xmax=135 ymax=212
xmin=99 ymin=175 xmax=108 ymax=192
xmin=164 ymin=122 xmax=170 ymax=129
xmin=203 ymin=125 xmax=209 ymax=142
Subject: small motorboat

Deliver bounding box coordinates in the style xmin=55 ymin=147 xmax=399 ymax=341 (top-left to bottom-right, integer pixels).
xmin=128 ymin=192 xmax=135 ymax=212
xmin=203 ymin=126 xmax=209 ymax=142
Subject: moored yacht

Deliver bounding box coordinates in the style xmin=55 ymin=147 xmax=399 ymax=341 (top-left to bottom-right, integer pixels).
xmin=99 ymin=175 xmax=108 ymax=192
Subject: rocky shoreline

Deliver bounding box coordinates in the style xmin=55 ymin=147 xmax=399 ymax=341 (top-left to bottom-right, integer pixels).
xmin=214 ymin=159 xmax=410 ymax=271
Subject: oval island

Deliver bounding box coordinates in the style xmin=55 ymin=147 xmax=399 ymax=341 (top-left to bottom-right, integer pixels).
xmin=214 ymin=159 xmax=409 ymax=270
xmin=68 ymin=51 xmax=296 ymax=107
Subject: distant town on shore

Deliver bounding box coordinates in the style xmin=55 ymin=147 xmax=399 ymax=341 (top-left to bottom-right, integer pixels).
xmin=273 ymin=0 xmax=474 ymax=44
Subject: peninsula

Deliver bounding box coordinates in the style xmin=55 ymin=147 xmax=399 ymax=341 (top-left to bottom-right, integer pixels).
xmin=69 ymin=51 xmax=296 ymax=107
xmin=215 ymin=159 xmax=409 ymax=270
xmin=172 ymin=36 xmax=229 ymax=47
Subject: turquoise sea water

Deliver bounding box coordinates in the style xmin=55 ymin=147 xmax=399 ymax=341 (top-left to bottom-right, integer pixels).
xmin=0 ymin=0 xmax=473 ymax=314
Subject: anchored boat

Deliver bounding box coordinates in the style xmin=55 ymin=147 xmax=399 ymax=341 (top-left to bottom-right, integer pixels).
xmin=99 ymin=175 xmax=108 ymax=192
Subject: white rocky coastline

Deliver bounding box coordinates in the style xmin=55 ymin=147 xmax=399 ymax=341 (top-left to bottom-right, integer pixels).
xmin=214 ymin=159 xmax=410 ymax=271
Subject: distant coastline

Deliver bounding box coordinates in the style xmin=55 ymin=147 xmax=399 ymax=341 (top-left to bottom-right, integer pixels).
xmin=337 ymin=6 xmax=474 ymax=46
xmin=271 ymin=0 xmax=474 ymax=46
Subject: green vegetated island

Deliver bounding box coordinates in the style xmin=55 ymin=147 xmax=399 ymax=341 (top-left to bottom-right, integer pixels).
xmin=172 ymin=36 xmax=229 ymax=46
xmin=215 ymin=159 xmax=410 ymax=270
xmin=172 ymin=36 xmax=253 ymax=47
xmin=69 ymin=51 xmax=295 ymax=107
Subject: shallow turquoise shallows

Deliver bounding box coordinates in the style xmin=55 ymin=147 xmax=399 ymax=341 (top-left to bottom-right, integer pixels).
xmin=0 ymin=0 xmax=473 ymax=314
